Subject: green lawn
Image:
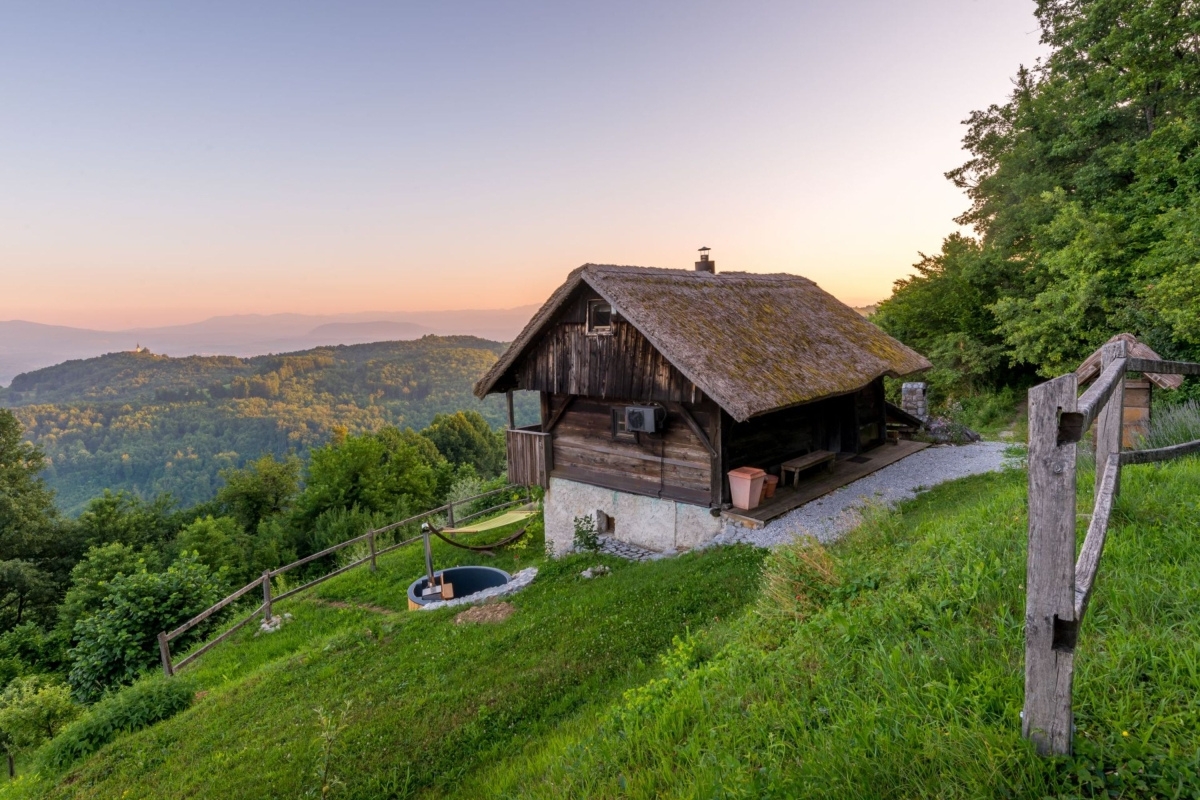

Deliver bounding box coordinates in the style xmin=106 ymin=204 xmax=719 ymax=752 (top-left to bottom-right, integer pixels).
xmin=4 ymin=521 xmax=765 ymax=799
xmin=9 ymin=457 xmax=1200 ymax=799
xmin=466 ymin=463 xmax=1200 ymax=799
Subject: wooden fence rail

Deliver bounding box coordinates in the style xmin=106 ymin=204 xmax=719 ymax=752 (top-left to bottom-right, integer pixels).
xmin=156 ymin=485 xmax=531 ymax=677
xmin=1023 ymin=341 xmax=1200 ymax=755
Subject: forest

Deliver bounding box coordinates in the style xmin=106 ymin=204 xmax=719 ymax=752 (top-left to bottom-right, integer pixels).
xmin=874 ymin=1 xmax=1200 ymax=409
xmin=0 ymin=395 xmax=514 ymax=719
xmin=0 ymin=337 xmax=537 ymax=512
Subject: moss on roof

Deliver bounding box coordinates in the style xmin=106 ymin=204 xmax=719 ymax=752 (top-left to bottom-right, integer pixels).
xmin=476 ymin=264 xmax=931 ymax=421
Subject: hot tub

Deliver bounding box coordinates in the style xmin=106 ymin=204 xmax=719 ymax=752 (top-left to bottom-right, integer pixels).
xmin=407 ymin=565 xmax=511 ymax=607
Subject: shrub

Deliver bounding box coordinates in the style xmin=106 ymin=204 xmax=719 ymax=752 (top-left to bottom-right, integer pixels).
xmin=68 ymin=554 xmax=224 ymax=702
xmin=57 ymin=542 xmax=152 ymax=639
xmin=0 ymin=623 xmax=66 ymax=683
xmin=174 ymin=515 xmax=252 ymax=584
xmin=40 ymin=676 xmax=194 ymax=769
xmin=572 ymin=515 xmax=599 ymax=553
xmin=1138 ymin=399 xmax=1200 ymax=449
xmin=0 ymin=675 xmax=81 ymax=758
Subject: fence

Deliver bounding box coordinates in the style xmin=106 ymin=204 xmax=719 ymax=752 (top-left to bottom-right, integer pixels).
xmin=156 ymin=485 xmax=531 ymax=677
xmin=1023 ymin=340 xmax=1200 ymax=755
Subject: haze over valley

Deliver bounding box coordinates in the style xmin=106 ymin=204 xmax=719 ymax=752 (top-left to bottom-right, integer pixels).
xmin=0 ymin=305 xmax=538 ymax=386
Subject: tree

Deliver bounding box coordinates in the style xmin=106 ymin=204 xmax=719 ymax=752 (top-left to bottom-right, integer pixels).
xmin=68 ymin=554 xmax=224 ymax=702
xmin=174 ymin=516 xmax=252 ymax=585
xmin=0 ymin=410 xmax=68 ymax=632
xmin=419 ymin=411 xmax=505 ymax=477
xmin=56 ymin=543 xmax=153 ymax=642
xmin=0 ymin=675 xmax=80 ymax=774
xmin=878 ymin=0 xmax=1200 ymax=383
xmin=215 ymin=454 xmax=300 ymax=532
xmin=74 ymin=490 xmax=177 ymax=550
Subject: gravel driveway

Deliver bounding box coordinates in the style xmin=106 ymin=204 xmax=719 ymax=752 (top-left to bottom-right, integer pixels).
xmin=708 ymin=441 xmax=1020 ymax=549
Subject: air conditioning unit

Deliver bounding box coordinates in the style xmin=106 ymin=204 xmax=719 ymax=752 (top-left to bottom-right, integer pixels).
xmin=625 ymin=405 xmax=665 ymax=433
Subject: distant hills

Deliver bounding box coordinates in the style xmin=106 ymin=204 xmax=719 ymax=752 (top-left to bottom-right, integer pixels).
xmin=0 ymin=306 xmax=539 ymax=387
xmin=0 ymin=337 xmax=538 ymax=513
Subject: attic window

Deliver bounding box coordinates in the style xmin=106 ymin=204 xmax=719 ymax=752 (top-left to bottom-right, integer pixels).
xmin=587 ymin=300 xmax=613 ymax=335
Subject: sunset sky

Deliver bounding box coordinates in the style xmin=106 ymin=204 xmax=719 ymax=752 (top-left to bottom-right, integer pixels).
xmin=0 ymin=1 xmax=1046 ymax=330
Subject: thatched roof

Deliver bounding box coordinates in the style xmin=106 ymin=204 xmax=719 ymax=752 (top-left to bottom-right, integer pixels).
xmin=1075 ymin=333 xmax=1183 ymax=390
xmin=475 ymin=264 xmax=930 ymax=421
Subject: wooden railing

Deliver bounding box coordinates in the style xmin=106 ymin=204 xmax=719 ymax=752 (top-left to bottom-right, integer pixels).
xmin=507 ymin=425 xmax=551 ymax=488
xmin=157 ymin=485 xmax=530 ymax=676
xmin=1023 ymin=340 xmax=1200 ymax=755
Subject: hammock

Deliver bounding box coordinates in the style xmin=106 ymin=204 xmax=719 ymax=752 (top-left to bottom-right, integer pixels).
xmin=431 ymin=524 xmax=528 ymax=552
xmin=442 ymin=507 xmax=536 ymax=534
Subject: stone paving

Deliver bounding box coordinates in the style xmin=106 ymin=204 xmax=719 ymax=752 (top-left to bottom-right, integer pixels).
xmin=596 ymin=535 xmax=676 ymax=562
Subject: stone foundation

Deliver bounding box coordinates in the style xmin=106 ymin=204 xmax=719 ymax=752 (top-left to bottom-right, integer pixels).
xmin=543 ymin=477 xmax=723 ymax=556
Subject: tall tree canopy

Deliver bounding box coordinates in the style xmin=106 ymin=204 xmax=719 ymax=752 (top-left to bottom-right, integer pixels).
xmin=876 ymin=0 xmax=1200 ymax=385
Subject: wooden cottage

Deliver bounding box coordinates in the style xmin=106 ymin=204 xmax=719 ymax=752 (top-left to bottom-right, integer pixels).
xmin=474 ymin=262 xmax=931 ymax=554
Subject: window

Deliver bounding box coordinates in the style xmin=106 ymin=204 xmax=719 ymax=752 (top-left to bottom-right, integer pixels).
xmin=587 ymin=299 xmax=613 ymax=334
xmin=611 ymin=408 xmax=637 ymax=442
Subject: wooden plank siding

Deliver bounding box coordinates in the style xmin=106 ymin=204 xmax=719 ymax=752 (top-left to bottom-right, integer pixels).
xmin=546 ymin=394 xmax=715 ymax=505
xmin=512 ymin=286 xmax=706 ymax=403
xmin=506 ymin=425 xmax=552 ymax=488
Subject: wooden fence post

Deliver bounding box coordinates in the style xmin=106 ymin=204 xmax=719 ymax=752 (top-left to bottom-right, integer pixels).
xmin=368 ymin=530 xmax=377 ymax=572
xmin=447 ymin=501 xmax=456 ymax=529
xmin=1022 ymin=374 xmax=1079 ymax=755
xmin=262 ymin=571 xmax=273 ymax=622
xmin=157 ymin=631 xmax=174 ymax=677
xmin=1095 ymin=340 xmax=1127 ymax=495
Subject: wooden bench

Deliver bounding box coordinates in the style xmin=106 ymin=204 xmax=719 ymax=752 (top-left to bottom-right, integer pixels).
xmin=779 ymin=450 xmax=837 ymax=488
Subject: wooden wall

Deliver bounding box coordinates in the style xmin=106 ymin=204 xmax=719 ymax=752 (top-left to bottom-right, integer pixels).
xmin=546 ymin=394 xmax=716 ymax=506
xmin=513 ymin=286 xmax=705 ymax=404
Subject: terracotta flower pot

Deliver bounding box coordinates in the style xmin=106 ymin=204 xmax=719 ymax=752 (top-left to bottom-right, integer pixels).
xmin=761 ymin=474 xmax=779 ymax=500
xmin=728 ymin=466 xmax=766 ymax=510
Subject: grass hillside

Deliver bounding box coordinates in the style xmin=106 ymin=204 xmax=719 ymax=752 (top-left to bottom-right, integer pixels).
xmin=7 ymin=457 xmax=1200 ymax=798
xmin=3 ymin=521 xmax=766 ymax=799
xmin=0 ymin=337 xmax=538 ymax=511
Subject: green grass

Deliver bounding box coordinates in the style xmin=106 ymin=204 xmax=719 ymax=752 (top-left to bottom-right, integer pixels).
xmin=9 ymin=459 xmax=1200 ymax=798
xmin=3 ymin=520 xmax=765 ymax=799
xmin=464 ymin=464 xmax=1200 ymax=798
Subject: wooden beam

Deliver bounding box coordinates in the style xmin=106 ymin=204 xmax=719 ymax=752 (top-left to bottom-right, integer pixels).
xmin=506 ymin=390 xmax=515 ymax=430
xmin=1093 ymin=340 xmax=1126 ymax=493
xmin=1126 ymin=357 xmax=1200 ymax=376
xmin=1075 ymin=454 xmax=1119 ymax=623
xmin=709 ymin=405 xmax=723 ymax=507
xmin=543 ymin=394 xmax=575 ymax=433
xmin=1060 ymin=355 xmax=1127 ymax=444
xmin=1022 ymin=373 xmax=1079 ymax=756
xmin=1119 ymin=437 xmax=1200 ymax=465
xmin=671 ymin=403 xmax=718 ymax=458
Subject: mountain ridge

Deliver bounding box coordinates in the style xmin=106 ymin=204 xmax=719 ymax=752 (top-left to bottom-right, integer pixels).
xmin=0 ymin=305 xmax=539 ymax=386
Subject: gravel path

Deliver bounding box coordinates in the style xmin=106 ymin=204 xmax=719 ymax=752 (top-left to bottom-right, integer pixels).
xmin=707 ymin=441 xmax=1020 ymax=549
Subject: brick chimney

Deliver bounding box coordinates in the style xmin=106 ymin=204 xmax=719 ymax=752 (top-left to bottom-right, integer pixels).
xmin=695 ymin=246 xmax=715 ymax=273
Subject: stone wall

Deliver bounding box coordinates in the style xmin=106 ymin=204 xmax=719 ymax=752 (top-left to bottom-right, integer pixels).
xmin=543 ymin=477 xmax=723 ymax=555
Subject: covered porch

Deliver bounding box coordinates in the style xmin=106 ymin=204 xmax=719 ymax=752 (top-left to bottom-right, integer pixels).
xmin=720 ymin=439 xmax=930 ymax=529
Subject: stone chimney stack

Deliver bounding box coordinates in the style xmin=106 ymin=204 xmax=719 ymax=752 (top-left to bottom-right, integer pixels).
xmin=695 ymin=246 xmax=715 ymax=273
xmin=902 ymin=382 xmax=928 ymax=421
